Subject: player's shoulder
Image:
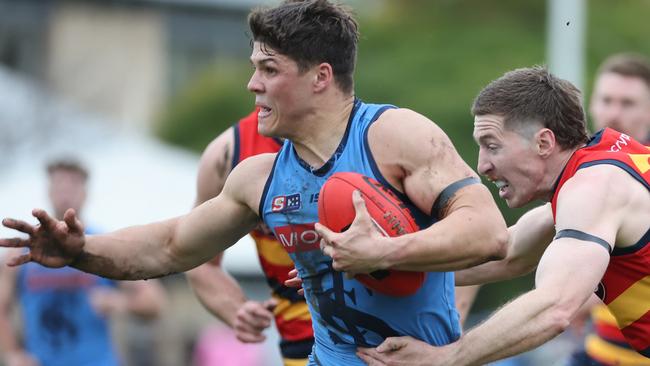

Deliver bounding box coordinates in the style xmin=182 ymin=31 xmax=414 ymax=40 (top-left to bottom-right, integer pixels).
xmin=369 ymin=107 xmax=456 ymax=164
xmin=559 ymin=163 xmax=634 ymax=209
xmin=372 ymin=108 xmax=448 ymax=141
xmin=200 ymin=126 xmax=236 ymax=167
xmin=224 ymin=152 xmax=277 ymax=210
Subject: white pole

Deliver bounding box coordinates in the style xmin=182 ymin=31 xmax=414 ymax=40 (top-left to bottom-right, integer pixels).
xmin=547 ymin=0 xmax=586 ymax=92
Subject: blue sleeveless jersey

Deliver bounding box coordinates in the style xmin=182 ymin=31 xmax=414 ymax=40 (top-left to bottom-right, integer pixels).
xmin=260 ymin=100 xmax=461 ymax=365
xmin=17 ymin=227 xmax=120 ymax=366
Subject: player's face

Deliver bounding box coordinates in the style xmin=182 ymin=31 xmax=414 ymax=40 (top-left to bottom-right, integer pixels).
xmin=474 ymin=114 xmax=546 ymax=208
xmin=48 ymin=169 xmax=87 ymax=219
xmin=590 ymin=72 xmax=650 ymax=142
xmin=247 ymin=42 xmax=316 ymax=138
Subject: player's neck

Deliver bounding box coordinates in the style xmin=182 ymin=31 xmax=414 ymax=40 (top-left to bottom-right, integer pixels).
xmin=540 ymin=145 xmax=582 ymax=201
xmin=292 ymin=94 xmax=356 ymax=169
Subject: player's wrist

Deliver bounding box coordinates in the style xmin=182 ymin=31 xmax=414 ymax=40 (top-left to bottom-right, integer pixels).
xmin=380 ymin=234 xmax=407 ymax=269
xmin=438 ymin=341 xmax=463 ymax=366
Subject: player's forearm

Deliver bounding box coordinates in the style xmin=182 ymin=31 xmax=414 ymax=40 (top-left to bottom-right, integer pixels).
xmin=454 ymin=255 xmax=534 ymax=286
xmin=456 ymin=207 xmax=554 ymax=285
xmin=387 ymin=207 xmax=507 ymax=271
xmin=187 ymin=265 xmax=247 ymax=327
xmin=73 ymin=218 xmax=184 ymax=280
xmin=447 ymin=288 xmax=571 ymax=365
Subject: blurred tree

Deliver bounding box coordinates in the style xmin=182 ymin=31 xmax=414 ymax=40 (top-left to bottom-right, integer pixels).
xmin=156 ymin=61 xmax=253 ymax=152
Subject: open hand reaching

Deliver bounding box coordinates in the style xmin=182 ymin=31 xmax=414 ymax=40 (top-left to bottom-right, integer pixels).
xmin=0 ymin=208 xmax=85 ymax=268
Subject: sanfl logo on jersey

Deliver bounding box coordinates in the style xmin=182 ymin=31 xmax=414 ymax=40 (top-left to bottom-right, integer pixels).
xmin=271 ymin=193 xmax=302 ymax=213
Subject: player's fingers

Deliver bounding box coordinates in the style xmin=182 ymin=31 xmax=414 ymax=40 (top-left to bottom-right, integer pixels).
xmin=250 ymin=305 xmax=274 ymax=322
xmin=64 ymin=209 xmax=83 ymax=234
xmin=376 ymin=337 xmax=406 ymax=353
xmin=235 ymin=330 xmax=266 ymax=343
xmin=234 ymin=316 xmax=267 ymax=342
xmin=320 ymin=239 xmax=335 ymax=257
xmin=235 ymin=318 xmax=264 ymax=336
xmin=298 ymin=288 xmax=304 ymax=296
xmin=284 ymin=277 xmax=302 ymax=287
xmin=356 ymin=348 xmax=386 ymax=365
xmin=351 ymin=190 xmax=371 ymax=222
xmin=0 ymin=237 xmax=31 ymax=248
xmin=2 ymin=218 xmax=36 ymax=235
xmin=314 ymin=223 xmax=337 ymax=247
xmin=288 ymin=268 xmax=298 ymax=277
xmin=6 ymin=252 xmax=32 ymax=267
xmin=32 ymin=209 xmax=58 ymax=230
xmin=263 ymin=298 xmax=278 ymax=311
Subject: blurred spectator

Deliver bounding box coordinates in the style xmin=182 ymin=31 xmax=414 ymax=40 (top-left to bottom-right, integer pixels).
xmin=0 ymin=158 xmax=166 ymax=366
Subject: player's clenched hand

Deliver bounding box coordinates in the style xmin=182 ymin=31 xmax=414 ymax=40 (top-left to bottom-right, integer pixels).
xmin=233 ymin=298 xmax=278 ymax=343
xmin=357 ymin=336 xmax=450 ymax=366
xmin=315 ymin=190 xmax=391 ymax=274
xmin=284 ymin=268 xmax=304 ymax=296
xmin=0 ymin=208 xmax=85 ymax=268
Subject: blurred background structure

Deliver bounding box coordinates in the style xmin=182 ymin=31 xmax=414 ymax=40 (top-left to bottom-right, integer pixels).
xmin=1 ymin=0 xmax=649 ymax=365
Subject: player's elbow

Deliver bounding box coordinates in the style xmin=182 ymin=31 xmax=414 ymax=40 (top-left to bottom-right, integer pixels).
xmin=502 ymin=255 xmax=537 ymax=278
xmin=546 ymin=305 xmax=573 ymax=336
xmin=476 ymin=221 xmax=508 ymax=263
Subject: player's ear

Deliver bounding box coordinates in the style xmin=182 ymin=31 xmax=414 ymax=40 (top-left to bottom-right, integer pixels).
xmin=313 ymin=63 xmax=333 ymax=93
xmin=535 ymin=128 xmax=556 ymax=157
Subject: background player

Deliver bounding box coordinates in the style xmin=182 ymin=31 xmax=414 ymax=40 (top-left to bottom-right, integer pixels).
xmin=0 ymin=158 xmax=165 ymax=366
xmin=358 ymin=66 xmax=650 ymax=365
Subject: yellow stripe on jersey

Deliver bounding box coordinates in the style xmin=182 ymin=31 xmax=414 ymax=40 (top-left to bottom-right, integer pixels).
xmin=585 ymin=334 xmax=650 ymax=365
xmin=591 ymin=304 xmax=618 ymax=326
xmin=629 ymin=154 xmax=650 ymax=174
xmin=255 ymin=237 xmax=294 ymax=266
xmin=274 ymin=297 xmax=311 ymax=321
xmin=283 ymin=357 xmax=309 ymax=366
xmin=607 ymin=275 xmax=650 ymax=328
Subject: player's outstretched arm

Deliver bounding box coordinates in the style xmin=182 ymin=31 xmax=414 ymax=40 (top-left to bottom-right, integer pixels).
xmin=318 ymin=108 xmax=508 ymax=273
xmin=455 ymin=203 xmax=555 ymax=286
xmin=0 ymin=155 xmax=270 ymax=280
xmin=185 ymin=127 xmax=249 ymax=326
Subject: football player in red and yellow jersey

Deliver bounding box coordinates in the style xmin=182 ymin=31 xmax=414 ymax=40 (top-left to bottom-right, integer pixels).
xmin=186 ymin=110 xmax=314 ymax=366
xmin=358 ymin=67 xmax=650 ymax=365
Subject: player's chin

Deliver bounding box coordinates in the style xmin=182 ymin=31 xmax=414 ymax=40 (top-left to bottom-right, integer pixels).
xmin=504 ymin=195 xmax=529 ymax=209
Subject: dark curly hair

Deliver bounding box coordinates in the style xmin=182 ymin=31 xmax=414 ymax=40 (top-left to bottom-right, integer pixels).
xmin=248 ymin=0 xmax=359 ymax=94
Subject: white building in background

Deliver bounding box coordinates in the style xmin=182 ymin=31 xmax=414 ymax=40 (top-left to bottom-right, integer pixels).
xmin=0 ymin=66 xmax=261 ymax=276
xmin=0 ymin=0 xmax=269 ymax=132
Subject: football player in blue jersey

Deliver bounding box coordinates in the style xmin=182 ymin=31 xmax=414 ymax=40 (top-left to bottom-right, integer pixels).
xmin=0 ymin=2 xmax=507 ymax=365
xmin=0 ymin=158 xmax=165 ymax=366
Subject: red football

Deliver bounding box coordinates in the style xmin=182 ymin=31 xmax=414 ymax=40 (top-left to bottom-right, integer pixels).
xmin=318 ymin=172 xmax=426 ymax=296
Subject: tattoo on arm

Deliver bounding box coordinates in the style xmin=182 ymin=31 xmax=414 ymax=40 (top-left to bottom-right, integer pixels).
xmin=214 ymin=141 xmax=232 ymax=181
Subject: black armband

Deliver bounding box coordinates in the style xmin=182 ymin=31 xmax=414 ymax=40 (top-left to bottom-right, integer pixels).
xmin=554 ymin=229 xmax=612 ymax=252
xmin=431 ymin=177 xmax=481 ymax=218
